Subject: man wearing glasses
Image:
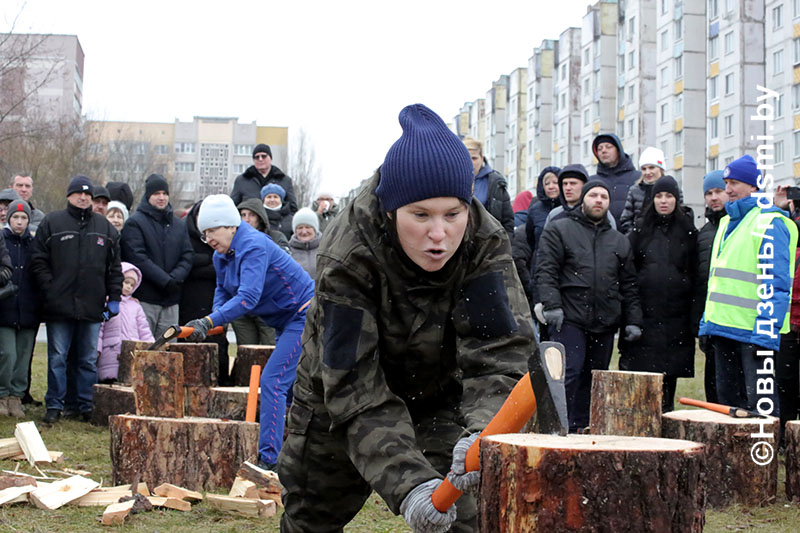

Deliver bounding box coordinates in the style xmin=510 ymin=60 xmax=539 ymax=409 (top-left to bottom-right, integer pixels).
xmin=231 ymin=144 xmax=298 ymax=216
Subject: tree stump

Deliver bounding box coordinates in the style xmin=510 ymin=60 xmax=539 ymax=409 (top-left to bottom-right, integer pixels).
xmin=207 ymin=387 xmax=257 ymax=421
xmin=118 ymin=341 xmax=152 ymax=385
xmin=184 ymin=386 xmax=211 ymax=417
xmin=786 ymin=421 xmax=800 ymax=502
xmin=91 ymin=384 xmax=135 ymax=426
xmin=231 ymin=345 xmax=274 ymax=386
xmin=590 ymin=370 xmax=663 ymax=437
xmin=109 ymin=414 xmax=259 ymax=491
xmin=165 ymin=343 xmax=218 ymax=387
xmin=479 ymin=433 xmax=705 ymax=533
xmin=131 ymin=350 xmax=184 ymax=418
xmin=662 ymin=409 xmax=778 ymax=508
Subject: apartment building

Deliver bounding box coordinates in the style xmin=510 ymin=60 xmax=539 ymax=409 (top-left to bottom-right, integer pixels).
xmin=469 ymin=98 xmax=486 ymax=144
xmin=485 ymin=75 xmax=509 ymax=173
xmin=552 ymin=28 xmax=582 ymax=169
xmin=506 ymin=67 xmax=528 ymax=196
xmin=526 ymin=40 xmax=556 ymax=187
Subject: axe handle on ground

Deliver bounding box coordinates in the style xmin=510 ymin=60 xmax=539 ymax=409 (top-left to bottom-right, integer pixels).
xmin=678 ymin=397 xmax=765 ymax=418
xmin=245 ymin=365 xmax=261 ymax=423
xmin=431 ymin=373 xmax=538 ymax=513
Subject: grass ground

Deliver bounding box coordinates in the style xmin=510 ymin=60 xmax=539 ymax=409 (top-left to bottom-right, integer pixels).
xmin=0 ymin=344 xmax=796 ymax=531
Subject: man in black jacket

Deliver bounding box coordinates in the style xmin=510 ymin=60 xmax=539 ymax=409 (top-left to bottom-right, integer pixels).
xmin=31 ymin=176 xmax=123 ymax=423
xmin=463 ymin=137 xmax=514 ymax=236
xmin=121 ymin=174 xmax=193 ymax=338
xmin=535 ymin=180 xmax=643 ymax=432
xmin=590 ymin=133 xmax=640 ymax=227
xmin=230 ymin=144 xmax=298 ymax=216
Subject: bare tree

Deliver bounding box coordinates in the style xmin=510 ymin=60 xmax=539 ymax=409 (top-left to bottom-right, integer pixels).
xmin=288 ymin=128 xmax=321 ymax=209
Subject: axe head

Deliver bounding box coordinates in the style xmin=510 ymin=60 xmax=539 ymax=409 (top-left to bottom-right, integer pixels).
xmin=529 ymin=341 xmax=569 ymax=436
xmin=146 ymin=325 xmax=181 ymax=351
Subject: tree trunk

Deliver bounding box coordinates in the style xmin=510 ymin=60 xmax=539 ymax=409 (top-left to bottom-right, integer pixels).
xmin=166 ymin=343 xmax=218 ymax=387
xmin=207 ymin=387 xmax=256 ymax=421
xmin=231 ymin=345 xmax=273 ymax=387
xmin=91 ymin=384 xmax=135 ymax=426
xmin=131 ymin=350 xmax=184 ymax=418
xmin=786 ymin=421 xmax=800 ymax=502
xmin=662 ymin=409 xmax=778 ymax=508
xmin=590 ymin=370 xmax=663 ymax=437
xmin=479 ymin=433 xmax=705 ymax=533
xmin=109 ymin=414 xmax=259 ymax=492
xmin=118 ymin=341 xmax=152 ymax=385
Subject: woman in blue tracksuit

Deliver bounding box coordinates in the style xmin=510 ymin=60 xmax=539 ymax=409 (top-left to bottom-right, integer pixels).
xmin=184 ymin=194 xmax=315 ymax=470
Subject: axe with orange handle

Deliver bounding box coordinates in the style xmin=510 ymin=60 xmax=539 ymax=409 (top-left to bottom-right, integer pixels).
xmin=431 ymin=341 xmax=569 ymax=512
xmin=147 ymin=324 xmax=226 ymax=351
xmin=679 ymin=397 xmax=766 ymax=419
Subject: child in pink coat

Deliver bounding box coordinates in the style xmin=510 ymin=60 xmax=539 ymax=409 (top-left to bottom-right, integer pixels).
xmin=97 ymin=262 xmax=154 ymax=382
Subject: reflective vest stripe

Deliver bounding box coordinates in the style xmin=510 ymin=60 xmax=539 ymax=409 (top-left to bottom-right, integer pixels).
xmin=708 ymin=291 xmax=760 ymax=309
xmin=710 ymin=267 xmax=759 ymax=285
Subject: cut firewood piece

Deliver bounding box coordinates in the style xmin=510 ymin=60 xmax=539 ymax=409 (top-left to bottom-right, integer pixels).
xmin=106 ymin=482 xmax=150 ymax=496
xmin=231 ymin=345 xmax=274 ymax=386
xmin=0 ymin=473 xmax=37 ymax=491
xmin=72 ymin=490 xmax=130 ymax=507
xmin=153 ymin=482 xmax=203 ymax=502
xmin=228 ymin=476 xmax=256 ymax=498
xmin=479 ymin=433 xmax=706 ymax=532
xmin=102 ymin=499 xmax=135 ymax=526
xmin=236 ymin=461 xmax=282 ymax=493
xmin=663 ymin=409 xmax=778 ymax=508
xmin=91 ymin=383 xmax=136 ymax=426
xmin=11 ymin=450 xmax=63 ymax=463
xmin=147 ymin=496 xmax=191 ymax=511
xmin=131 ymin=350 xmax=185 ymax=418
xmin=590 ymin=370 xmax=663 ymax=437
xmin=0 ymin=437 xmax=22 ymax=459
xmin=118 ymin=340 xmax=153 ymax=385
xmin=205 ymin=493 xmax=276 ymax=518
xmin=167 ymin=343 xmax=219 ymax=387
xmin=208 ymin=386 xmax=256 ymax=420
xmin=0 ymin=484 xmax=36 ymax=506
xmin=14 ymin=421 xmax=51 ymax=466
xmin=29 ymin=475 xmax=99 ymax=510
xmin=248 ymin=488 xmax=283 ymax=508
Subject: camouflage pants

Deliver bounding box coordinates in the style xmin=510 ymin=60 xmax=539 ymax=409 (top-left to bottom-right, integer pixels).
xmin=278 ymin=402 xmax=477 ymax=532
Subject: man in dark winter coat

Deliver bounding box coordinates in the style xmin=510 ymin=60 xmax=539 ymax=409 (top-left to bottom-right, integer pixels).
xmin=463 ymin=137 xmax=514 ymax=236
xmin=31 ymin=176 xmax=123 ymax=423
xmin=230 ymin=144 xmax=298 ymax=216
xmin=120 ymin=174 xmax=193 ymax=338
xmin=589 ymin=133 xmax=641 ymax=227
xmin=536 ymin=180 xmax=643 ymax=432
xmin=696 ymin=170 xmax=727 ymax=403
xmin=544 ymin=164 xmax=616 ymax=229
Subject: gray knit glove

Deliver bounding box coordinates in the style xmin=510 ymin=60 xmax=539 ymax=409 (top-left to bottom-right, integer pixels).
xmin=447 ymin=433 xmax=480 ymax=494
xmin=623 ymin=325 xmax=642 ymax=342
xmin=400 ymin=478 xmax=457 ymax=533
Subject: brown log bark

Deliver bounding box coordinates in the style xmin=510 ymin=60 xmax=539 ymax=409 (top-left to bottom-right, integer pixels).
xmin=479 ymin=433 xmax=705 ymax=533
xmin=165 ymin=343 xmax=218 ymax=387
xmin=662 ymin=409 xmax=778 ymax=508
xmin=118 ymin=341 xmax=152 ymax=385
xmin=590 ymin=370 xmax=663 ymax=437
xmin=207 ymin=386 xmax=256 ymax=421
xmin=184 ymin=386 xmax=211 ymax=417
xmin=231 ymin=345 xmax=273 ymax=386
xmin=91 ymin=384 xmax=135 ymax=426
xmin=786 ymin=421 xmax=800 ymax=502
xmin=109 ymin=414 xmax=259 ymax=492
xmin=131 ymin=350 xmax=184 ymax=418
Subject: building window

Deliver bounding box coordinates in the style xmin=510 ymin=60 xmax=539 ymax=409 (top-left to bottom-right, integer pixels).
xmin=584 ymin=108 xmax=590 ymax=126
xmin=795 ymin=38 xmax=800 ymax=65
xmin=709 ymin=36 xmax=718 ymax=59
xmin=724 ymin=114 xmax=734 ymax=136
xmin=774 ymin=5 xmax=784 ymax=30
xmin=724 ymin=156 xmax=734 ymax=166
xmin=154 ymin=144 xmax=169 ymax=155
xmin=560 ymin=93 xmax=566 ymax=110
xmin=584 ymin=77 xmax=590 ymax=95
xmin=775 ymin=141 xmax=785 ymax=164
xmin=795 ymin=0 xmax=800 ymax=19
xmin=710 ymin=116 xmax=719 ymax=139
xmin=774 ymin=49 xmax=785 ymax=75
xmin=794 ymin=131 xmax=800 ymax=158
xmin=660 ymin=102 xmax=669 ymax=123
xmin=724 ymin=31 xmax=734 ymax=55
xmin=627 ymin=118 xmax=635 ymax=137
xmin=89 ymin=143 xmax=103 ymax=154
xmin=674 ymin=20 xmax=683 ymax=41
xmin=674 ymin=131 xmax=683 ymax=154
xmin=661 ymin=140 xmax=669 ymax=159
xmin=628 ymin=17 xmax=635 ymax=39
xmin=675 ymin=94 xmax=683 ymax=116
xmin=709 ymin=157 xmax=718 ymax=170
xmin=234 ymin=144 xmax=253 ymax=156
xmin=175 ymin=162 xmax=195 ymax=172
xmin=725 ymin=0 xmax=734 ymax=14
xmin=661 ymin=0 xmax=668 ymax=15
xmin=660 ymin=30 xmax=669 ymax=51
xmin=661 ymin=66 xmax=669 ymax=87
xmin=619 ymin=53 xmax=626 ymax=72
xmin=725 ymin=72 xmax=734 ymax=95
xmin=794 ymin=84 xmax=800 ymax=110
xmin=776 ymin=93 xmax=785 ymax=118
xmin=709 ymin=0 xmax=719 ymax=19
xmin=628 ymin=84 xmax=635 ymax=102
xmin=628 ymin=50 xmax=635 ymax=70
xmin=584 ymin=47 xmax=590 ymax=65
xmin=561 ymin=63 xmax=566 ymax=80
xmin=674 ymin=56 xmax=683 ymax=78
xmin=175 ymin=142 xmax=195 ymax=154
xmin=709 ymin=76 xmax=718 ymax=100
xmin=233 ymin=163 xmax=247 ymax=174
xmin=618 ymin=86 xmax=625 ymax=105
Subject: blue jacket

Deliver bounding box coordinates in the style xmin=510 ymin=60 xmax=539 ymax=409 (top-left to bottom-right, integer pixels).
xmin=0 ymin=227 xmax=40 ymax=329
xmin=699 ymin=196 xmax=795 ymax=351
xmin=209 ymin=222 xmax=314 ymax=330
xmin=474 ymin=161 xmax=514 ymax=236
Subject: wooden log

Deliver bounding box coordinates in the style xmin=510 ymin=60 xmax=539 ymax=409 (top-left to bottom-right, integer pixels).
xmin=72 ymin=490 xmax=129 ymax=507
xmin=205 ymin=493 xmax=277 ymax=518
xmin=131 ymin=350 xmax=184 ymax=418
xmin=184 ymin=386 xmax=211 ymax=417
xmin=29 ymin=475 xmax=99 ymax=510
xmin=118 ymin=340 xmax=152 ymax=385
xmin=14 ymin=421 xmax=51 ymax=465
xmin=0 ymin=484 xmax=36 ymax=506
xmin=147 ymin=495 xmax=191 ymax=511
xmin=0 ymin=437 xmax=22 ymax=459
xmin=208 ymin=386 xmax=256 ymax=420
xmin=236 ymin=461 xmax=283 ymax=493
xmin=167 ymin=343 xmax=218 ymax=386
xmin=479 ymin=433 xmax=706 ymax=533
xmin=590 ymin=370 xmax=663 ymax=437
xmin=787 ymin=420 xmax=800 ymax=502
xmin=0 ymin=474 xmax=36 ymax=491
xmin=662 ymin=409 xmax=779 ymax=508
xmin=102 ymin=499 xmax=135 ymax=526
xmin=231 ymin=345 xmax=274 ymax=386
xmin=153 ymin=482 xmax=203 ymax=501
xmin=11 ymin=450 xmax=63 ymax=463
xmin=109 ymin=414 xmax=259 ymax=492
xmin=91 ymin=383 xmax=136 ymax=426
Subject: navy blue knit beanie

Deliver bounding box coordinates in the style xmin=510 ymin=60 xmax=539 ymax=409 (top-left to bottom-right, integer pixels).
xmin=66 ymin=175 xmax=93 ymax=197
xmin=376 ymin=104 xmax=474 ymax=212
xmin=144 ymin=174 xmax=169 ymax=199
xmin=723 ymin=155 xmax=760 ymax=190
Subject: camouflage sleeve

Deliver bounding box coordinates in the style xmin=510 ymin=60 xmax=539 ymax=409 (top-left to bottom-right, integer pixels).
xmin=314 ymin=254 xmax=442 ymax=513
xmin=452 ymin=231 xmax=533 ymax=433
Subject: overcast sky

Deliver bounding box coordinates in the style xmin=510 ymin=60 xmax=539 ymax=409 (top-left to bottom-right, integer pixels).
xmin=7 ymin=0 xmax=591 ymax=198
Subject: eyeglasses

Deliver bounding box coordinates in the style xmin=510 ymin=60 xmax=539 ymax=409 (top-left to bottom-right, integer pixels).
xmin=200 ymin=228 xmax=219 ymax=243
xmin=253 ymin=154 xmax=269 ymax=160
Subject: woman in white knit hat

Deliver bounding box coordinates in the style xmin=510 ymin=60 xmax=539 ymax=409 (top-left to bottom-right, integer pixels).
xmin=287 ymin=207 xmax=321 ymax=278
xmin=619 ymin=146 xmax=672 ymax=234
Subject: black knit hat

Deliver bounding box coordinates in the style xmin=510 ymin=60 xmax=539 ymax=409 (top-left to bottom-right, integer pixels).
xmin=253 ymin=144 xmax=272 ymax=158
xmin=580 ymin=180 xmax=611 ymax=203
xmin=67 ymin=175 xmax=93 ymax=197
xmin=653 ymin=175 xmax=681 ymax=199
xmin=106 ymin=182 xmax=134 ymax=210
xmin=93 ymin=185 xmax=110 ymax=201
xmin=558 ymin=164 xmax=589 ymax=185
xmin=376 ymin=104 xmax=473 ymax=212
xmin=144 ymin=174 xmax=169 ymax=199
